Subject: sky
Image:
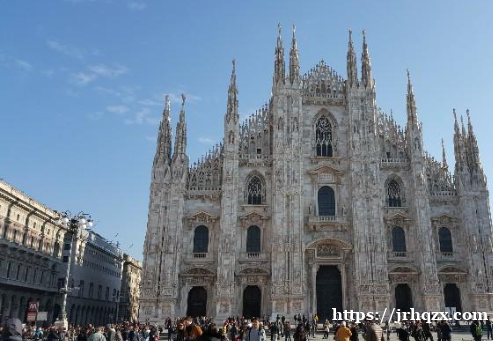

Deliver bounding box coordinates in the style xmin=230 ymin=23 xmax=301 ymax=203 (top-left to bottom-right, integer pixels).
xmin=1 ymin=1 xmax=493 ymax=261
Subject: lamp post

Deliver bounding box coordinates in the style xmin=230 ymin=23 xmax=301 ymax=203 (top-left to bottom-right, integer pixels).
xmin=57 ymin=211 xmax=93 ymax=328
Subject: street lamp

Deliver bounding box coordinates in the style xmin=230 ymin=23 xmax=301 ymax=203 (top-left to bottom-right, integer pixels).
xmin=57 ymin=211 xmax=93 ymax=328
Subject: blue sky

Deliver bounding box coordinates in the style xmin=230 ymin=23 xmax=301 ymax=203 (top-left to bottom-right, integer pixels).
xmin=1 ymin=1 xmax=493 ymax=261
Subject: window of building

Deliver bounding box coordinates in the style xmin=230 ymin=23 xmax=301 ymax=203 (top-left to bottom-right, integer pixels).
xmin=387 ymin=180 xmax=403 ymax=207
xmin=438 ymin=227 xmax=453 ymax=253
xmin=246 ymin=226 xmax=261 ymax=253
xmin=98 ymin=285 xmax=102 ymax=300
xmin=247 ymin=176 xmax=263 ymax=205
xmin=392 ymin=227 xmax=406 ymax=252
xmin=315 ymin=116 xmax=333 ymax=157
xmin=89 ymin=283 xmax=94 ymax=298
xmin=64 ymin=243 xmax=71 ymax=251
xmin=193 ymin=226 xmax=209 ymax=253
xmin=6 ymin=262 xmax=12 ymax=278
xmin=318 ymin=186 xmax=335 ymax=216
xmin=105 ymin=286 xmax=109 ymax=301
xmin=63 ymin=256 xmax=69 ymax=263
xmin=79 ymin=280 xmax=84 ymax=297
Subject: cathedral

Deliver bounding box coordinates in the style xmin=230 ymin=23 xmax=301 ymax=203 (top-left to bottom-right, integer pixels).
xmin=139 ymin=25 xmax=493 ymax=323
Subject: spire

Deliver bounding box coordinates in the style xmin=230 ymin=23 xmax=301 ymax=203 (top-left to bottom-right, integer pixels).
xmin=361 ymin=29 xmax=373 ymax=89
xmin=273 ymin=23 xmax=285 ymax=86
xmin=347 ymin=28 xmax=358 ymax=88
xmin=154 ymin=94 xmax=173 ymax=166
xmin=441 ymin=138 xmax=448 ymax=169
xmin=453 ymin=108 xmax=465 ymax=172
xmin=173 ymin=94 xmax=187 ymax=157
xmin=406 ymin=69 xmax=418 ymax=125
xmin=466 ymin=109 xmax=482 ymax=169
xmin=289 ymin=24 xmax=300 ymax=84
xmin=226 ymin=59 xmax=239 ymax=123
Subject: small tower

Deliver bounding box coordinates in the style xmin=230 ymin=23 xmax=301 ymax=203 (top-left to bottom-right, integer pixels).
xmin=361 ymin=30 xmax=374 ymax=90
xmin=405 ymin=70 xmax=423 ymax=158
xmin=347 ymin=29 xmax=358 ymax=88
xmin=273 ymin=23 xmax=285 ymax=88
xmin=289 ymin=24 xmax=300 ymax=85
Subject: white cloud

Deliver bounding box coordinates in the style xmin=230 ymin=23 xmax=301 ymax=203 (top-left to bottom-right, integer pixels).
xmin=106 ymin=105 xmax=129 ymax=114
xmin=87 ymin=64 xmax=128 ymax=78
xmin=71 ymin=72 xmax=98 ymax=85
xmin=127 ymin=1 xmax=147 ymax=10
xmin=139 ymin=98 xmax=161 ymax=107
xmin=46 ymin=40 xmax=86 ymax=59
xmin=124 ymin=108 xmax=159 ymax=125
xmin=167 ymin=92 xmax=202 ymax=104
xmin=198 ymin=137 xmax=214 ymax=144
xmin=71 ymin=64 xmax=128 ymax=86
xmin=14 ymin=59 xmax=33 ymax=71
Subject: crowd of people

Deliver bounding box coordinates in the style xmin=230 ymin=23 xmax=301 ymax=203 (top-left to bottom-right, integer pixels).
xmin=1 ymin=313 xmax=492 ymax=341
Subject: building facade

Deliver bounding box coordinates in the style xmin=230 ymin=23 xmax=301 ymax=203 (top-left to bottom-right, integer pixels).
xmin=140 ymin=27 xmax=493 ymax=322
xmin=0 ymin=180 xmax=66 ymax=324
xmin=61 ymin=229 xmax=124 ymax=326
xmin=118 ymin=254 xmax=142 ymax=323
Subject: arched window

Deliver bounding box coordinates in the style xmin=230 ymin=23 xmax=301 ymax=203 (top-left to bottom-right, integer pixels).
xmin=318 ymin=186 xmax=335 ymax=216
xmin=315 ymin=116 xmax=333 ymax=157
xmin=246 ymin=226 xmax=261 ymax=253
xmin=193 ymin=226 xmax=209 ymax=253
xmin=387 ymin=180 xmax=402 ymax=207
xmin=438 ymin=227 xmax=453 ymax=253
xmin=392 ymin=226 xmax=406 ymax=252
xmin=247 ymin=176 xmax=263 ymax=205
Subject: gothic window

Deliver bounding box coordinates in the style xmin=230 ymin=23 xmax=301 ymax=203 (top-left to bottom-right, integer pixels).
xmin=246 ymin=226 xmax=261 ymax=253
xmin=247 ymin=176 xmax=263 ymax=205
xmin=193 ymin=225 xmax=209 ymax=253
xmin=392 ymin=226 xmax=406 ymax=252
xmin=318 ymin=186 xmax=335 ymax=216
xmin=387 ymin=180 xmax=402 ymax=207
xmin=315 ymin=116 xmax=333 ymax=157
xmin=438 ymin=227 xmax=453 ymax=253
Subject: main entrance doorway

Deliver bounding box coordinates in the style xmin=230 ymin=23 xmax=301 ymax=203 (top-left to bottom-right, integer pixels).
xmin=242 ymin=286 xmax=261 ymax=318
xmin=187 ymin=286 xmax=207 ymax=317
xmin=316 ymin=266 xmax=343 ymax=321
xmin=444 ymin=283 xmax=462 ymax=312
xmin=395 ymin=284 xmax=413 ymax=312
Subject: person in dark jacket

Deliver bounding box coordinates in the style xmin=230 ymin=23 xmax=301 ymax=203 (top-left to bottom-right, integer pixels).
xmin=47 ymin=327 xmax=61 ymax=341
xmin=2 ymin=318 xmax=22 ymax=341
xmin=438 ymin=321 xmax=451 ymax=341
xmin=350 ymin=322 xmax=359 ymax=341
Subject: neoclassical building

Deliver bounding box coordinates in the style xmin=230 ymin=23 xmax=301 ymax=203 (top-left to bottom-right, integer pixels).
xmin=140 ymin=26 xmax=493 ymax=322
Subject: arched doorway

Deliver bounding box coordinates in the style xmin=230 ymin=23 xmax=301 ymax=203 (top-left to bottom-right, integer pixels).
xmin=444 ymin=283 xmax=462 ymax=312
xmin=187 ymin=287 xmax=207 ymax=317
xmin=395 ymin=284 xmax=413 ymax=312
xmin=316 ymin=266 xmax=342 ymax=321
xmin=242 ymin=286 xmax=261 ymax=318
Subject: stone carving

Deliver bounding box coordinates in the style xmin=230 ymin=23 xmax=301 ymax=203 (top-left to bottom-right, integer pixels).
xmin=317 ymin=243 xmax=340 ymax=257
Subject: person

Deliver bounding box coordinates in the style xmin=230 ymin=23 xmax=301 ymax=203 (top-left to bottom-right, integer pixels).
xmin=487 ymin=319 xmax=492 ymax=340
xmin=88 ymin=327 xmax=106 ymax=341
xmin=396 ymin=323 xmax=409 ymax=341
xmin=244 ymin=318 xmax=265 ymax=341
xmin=293 ymin=323 xmax=306 ymax=341
xmin=176 ymin=321 xmax=186 ymax=341
xmin=129 ymin=326 xmax=142 ymax=341
xmin=34 ymin=326 xmax=44 ymax=341
xmin=363 ymin=321 xmax=385 ymax=341
xmin=284 ymin=322 xmax=291 ymax=341
xmin=322 ymin=320 xmax=330 ymax=339
xmin=270 ymin=322 xmax=279 ymax=341
xmin=470 ymin=320 xmax=482 ymax=341
xmin=47 ymin=327 xmax=61 ymax=341
xmin=335 ymin=322 xmax=352 ymax=341
xmin=107 ymin=325 xmax=117 ymax=341
xmin=2 ymin=318 xmax=23 ymax=341
xmin=422 ymin=323 xmax=433 ymax=341
xmin=438 ymin=321 xmax=451 ymax=341
xmin=185 ymin=317 xmax=203 ymax=341
xmin=350 ymin=322 xmax=359 ymax=341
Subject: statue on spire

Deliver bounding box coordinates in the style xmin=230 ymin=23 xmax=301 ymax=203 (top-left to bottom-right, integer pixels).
xmin=347 ymin=28 xmax=358 ymax=88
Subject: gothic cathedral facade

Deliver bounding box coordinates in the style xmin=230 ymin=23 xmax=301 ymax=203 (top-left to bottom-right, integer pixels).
xmin=139 ymin=26 xmax=493 ymax=322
